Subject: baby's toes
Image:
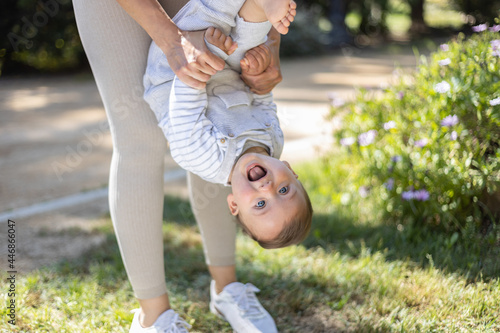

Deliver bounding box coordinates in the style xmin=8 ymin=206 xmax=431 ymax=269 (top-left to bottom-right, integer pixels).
xmin=273 ymin=22 xmax=289 ymax=35
xmin=223 ymin=36 xmax=237 ymax=55
xmin=214 ymin=27 xmax=224 ymax=39
xmin=205 ymin=27 xmax=234 ymax=54
xmin=206 ymin=26 xmax=216 ymax=38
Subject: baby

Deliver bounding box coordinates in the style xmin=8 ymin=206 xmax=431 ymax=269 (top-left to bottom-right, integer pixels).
xmin=144 ymin=0 xmax=312 ymax=249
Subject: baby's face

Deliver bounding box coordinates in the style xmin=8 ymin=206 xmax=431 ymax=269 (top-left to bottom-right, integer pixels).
xmin=227 ymin=153 xmax=306 ymax=241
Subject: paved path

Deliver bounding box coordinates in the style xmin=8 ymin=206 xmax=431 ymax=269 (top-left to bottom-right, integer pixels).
xmin=0 ymin=46 xmax=420 ymax=271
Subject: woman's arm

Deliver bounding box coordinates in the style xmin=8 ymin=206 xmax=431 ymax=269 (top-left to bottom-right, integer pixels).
xmin=116 ymin=0 xmax=225 ymax=88
xmin=240 ymin=27 xmax=283 ymax=95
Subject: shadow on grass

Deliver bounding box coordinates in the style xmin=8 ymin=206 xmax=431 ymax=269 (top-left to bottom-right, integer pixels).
xmin=302 ymin=210 xmax=500 ymax=281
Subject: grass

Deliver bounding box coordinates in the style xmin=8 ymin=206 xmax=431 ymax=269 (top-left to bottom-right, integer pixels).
xmin=1 ymin=166 xmax=500 ymax=332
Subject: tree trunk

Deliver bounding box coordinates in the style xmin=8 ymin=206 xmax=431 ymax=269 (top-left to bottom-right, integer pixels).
xmin=409 ymin=0 xmax=427 ymax=35
xmin=327 ymin=0 xmax=351 ymax=46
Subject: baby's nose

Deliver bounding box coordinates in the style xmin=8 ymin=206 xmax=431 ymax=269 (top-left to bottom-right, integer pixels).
xmin=260 ymin=180 xmax=272 ymax=190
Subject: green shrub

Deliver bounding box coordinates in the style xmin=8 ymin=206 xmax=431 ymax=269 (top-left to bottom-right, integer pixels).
xmin=0 ymin=0 xmax=85 ymax=75
xmin=452 ymin=0 xmax=500 ymax=25
xmin=330 ymin=24 xmax=500 ymax=233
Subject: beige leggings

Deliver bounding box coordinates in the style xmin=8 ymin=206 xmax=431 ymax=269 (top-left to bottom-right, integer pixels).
xmin=73 ymin=0 xmax=237 ymax=300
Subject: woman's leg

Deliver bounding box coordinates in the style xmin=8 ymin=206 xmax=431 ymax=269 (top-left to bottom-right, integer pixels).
xmin=188 ymin=175 xmax=278 ymax=333
xmin=187 ymin=172 xmax=237 ymax=291
xmin=74 ymin=0 xmax=239 ymax=326
xmin=73 ymin=0 xmax=173 ymax=326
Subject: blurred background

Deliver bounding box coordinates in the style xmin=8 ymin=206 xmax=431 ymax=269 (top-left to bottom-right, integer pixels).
xmin=1 ymin=0 xmax=500 ymax=75
xmin=1 ymin=1 xmax=500 ymax=332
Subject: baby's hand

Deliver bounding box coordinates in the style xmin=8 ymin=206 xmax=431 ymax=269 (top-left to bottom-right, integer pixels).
xmin=240 ymin=44 xmax=271 ymax=76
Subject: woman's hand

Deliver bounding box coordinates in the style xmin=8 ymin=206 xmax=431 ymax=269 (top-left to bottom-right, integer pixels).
xmin=240 ymin=28 xmax=282 ymax=95
xmin=161 ymin=30 xmax=225 ymax=89
xmin=115 ymin=0 xmax=224 ymax=89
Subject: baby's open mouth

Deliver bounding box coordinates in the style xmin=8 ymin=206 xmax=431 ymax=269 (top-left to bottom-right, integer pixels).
xmin=247 ymin=164 xmax=267 ymax=181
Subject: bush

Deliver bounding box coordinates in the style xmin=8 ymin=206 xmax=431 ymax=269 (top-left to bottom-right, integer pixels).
xmin=0 ymin=0 xmax=85 ymax=75
xmin=452 ymin=0 xmax=500 ymax=25
xmin=330 ymin=23 xmax=500 ymax=233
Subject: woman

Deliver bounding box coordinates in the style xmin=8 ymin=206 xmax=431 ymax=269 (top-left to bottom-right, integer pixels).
xmin=72 ymin=0 xmax=283 ymax=331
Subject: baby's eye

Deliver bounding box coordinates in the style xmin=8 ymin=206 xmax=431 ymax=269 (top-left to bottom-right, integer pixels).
xmin=256 ymin=200 xmax=266 ymax=208
xmin=279 ymin=186 xmax=289 ymax=194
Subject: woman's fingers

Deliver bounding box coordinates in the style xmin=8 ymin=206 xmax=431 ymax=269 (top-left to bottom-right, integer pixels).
xmin=241 ymin=65 xmax=282 ymax=95
xmin=165 ymin=29 xmax=226 ymax=89
xmin=241 ymin=45 xmax=271 ymax=75
xmin=198 ymin=49 xmax=225 ymax=72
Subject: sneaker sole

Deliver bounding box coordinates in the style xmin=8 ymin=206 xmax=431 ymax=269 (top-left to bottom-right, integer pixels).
xmin=211 ymin=302 xmax=244 ymax=333
xmin=209 ymin=301 xmax=227 ymax=321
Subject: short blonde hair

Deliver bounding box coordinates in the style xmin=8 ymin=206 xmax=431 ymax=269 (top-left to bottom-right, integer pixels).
xmin=236 ymin=181 xmax=313 ymax=249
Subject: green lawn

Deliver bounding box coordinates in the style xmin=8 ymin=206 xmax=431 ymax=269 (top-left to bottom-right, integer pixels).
xmin=1 ymin=162 xmax=499 ymax=332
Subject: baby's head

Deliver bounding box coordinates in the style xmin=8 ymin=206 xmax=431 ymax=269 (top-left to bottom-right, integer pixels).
xmin=227 ymin=150 xmax=313 ymax=249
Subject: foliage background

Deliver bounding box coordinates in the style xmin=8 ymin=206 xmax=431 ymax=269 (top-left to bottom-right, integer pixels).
xmin=1 ymin=0 xmax=500 ymax=74
xmin=0 ymin=0 xmax=85 ymax=76
xmin=325 ymin=28 xmax=500 ymax=266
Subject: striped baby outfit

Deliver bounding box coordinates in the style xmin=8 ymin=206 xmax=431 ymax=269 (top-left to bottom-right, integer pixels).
xmin=143 ymin=0 xmax=284 ymax=185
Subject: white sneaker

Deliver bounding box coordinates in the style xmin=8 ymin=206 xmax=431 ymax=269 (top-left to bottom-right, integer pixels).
xmin=129 ymin=308 xmax=191 ymax=333
xmin=210 ymin=280 xmax=278 ymax=333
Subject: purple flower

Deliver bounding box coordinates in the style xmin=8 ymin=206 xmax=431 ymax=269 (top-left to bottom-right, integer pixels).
xmin=492 ymin=40 xmax=500 ymax=50
xmin=340 ymin=137 xmax=356 ymax=146
xmin=397 ymin=91 xmax=405 ymax=100
xmin=414 ymin=189 xmax=430 ymax=201
xmin=490 ymin=97 xmax=500 ymax=106
xmin=414 ymin=138 xmax=428 ymax=148
xmin=489 ymin=25 xmax=500 ymax=32
xmin=358 ymin=130 xmax=377 ymax=146
xmin=438 ymin=58 xmax=451 ymax=66
xmin=441 ymin=114 xmax=459 ymax=127
xmin=358 ymin=186 xmax=370 ymax=198
xmin=384 ymin=178 xmax=395 ymax=190
xmin=402 ymin=191 xmax=414 ymax=201
xmin=440 ymin=44 xmax=449 ymax=52
xmin=472 ymin=23 xmax=488 ymax=32
xmin=402 ymin=189 xmax=430 ymax=201
xmin=328 ymin=92 xmax=345 ymax=107
xmin=450 ymin=131 xmax=458 ymax=140
xmin=491 ymin=40 xmax=500 ymax=56
xmin=434 ymin=81 xmax=451 ymax=93
xmin=383 ymin=121 xmax=396 ymax=130
xmin=391 ymin=155 xmax=402 ymax=163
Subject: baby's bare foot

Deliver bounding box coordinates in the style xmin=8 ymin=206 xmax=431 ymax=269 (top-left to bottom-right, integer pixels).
xmin=240 ymin=44 xmax=271 ymax=75
xmin=256 ymin=0 xmax=296 ymax=34
xmin=204 ymin=27 xmax=237 ymax=55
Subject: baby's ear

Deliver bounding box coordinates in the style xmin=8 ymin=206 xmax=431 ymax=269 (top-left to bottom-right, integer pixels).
xmin=226 ymin=193 xmax=239 ymax=216
xmin=282 ymin=161 xmax=299 ymax=179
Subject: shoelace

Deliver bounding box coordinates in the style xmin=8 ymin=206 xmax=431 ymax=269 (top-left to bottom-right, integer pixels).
xmin=162 ymin=313 xmax=192 ymax=333
xmin=233 ymin=283 xmax=263 ymax=317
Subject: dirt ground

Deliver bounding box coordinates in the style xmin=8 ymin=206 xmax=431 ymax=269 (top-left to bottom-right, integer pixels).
xmin=0 ymin=46 xmax=420 ymax=272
